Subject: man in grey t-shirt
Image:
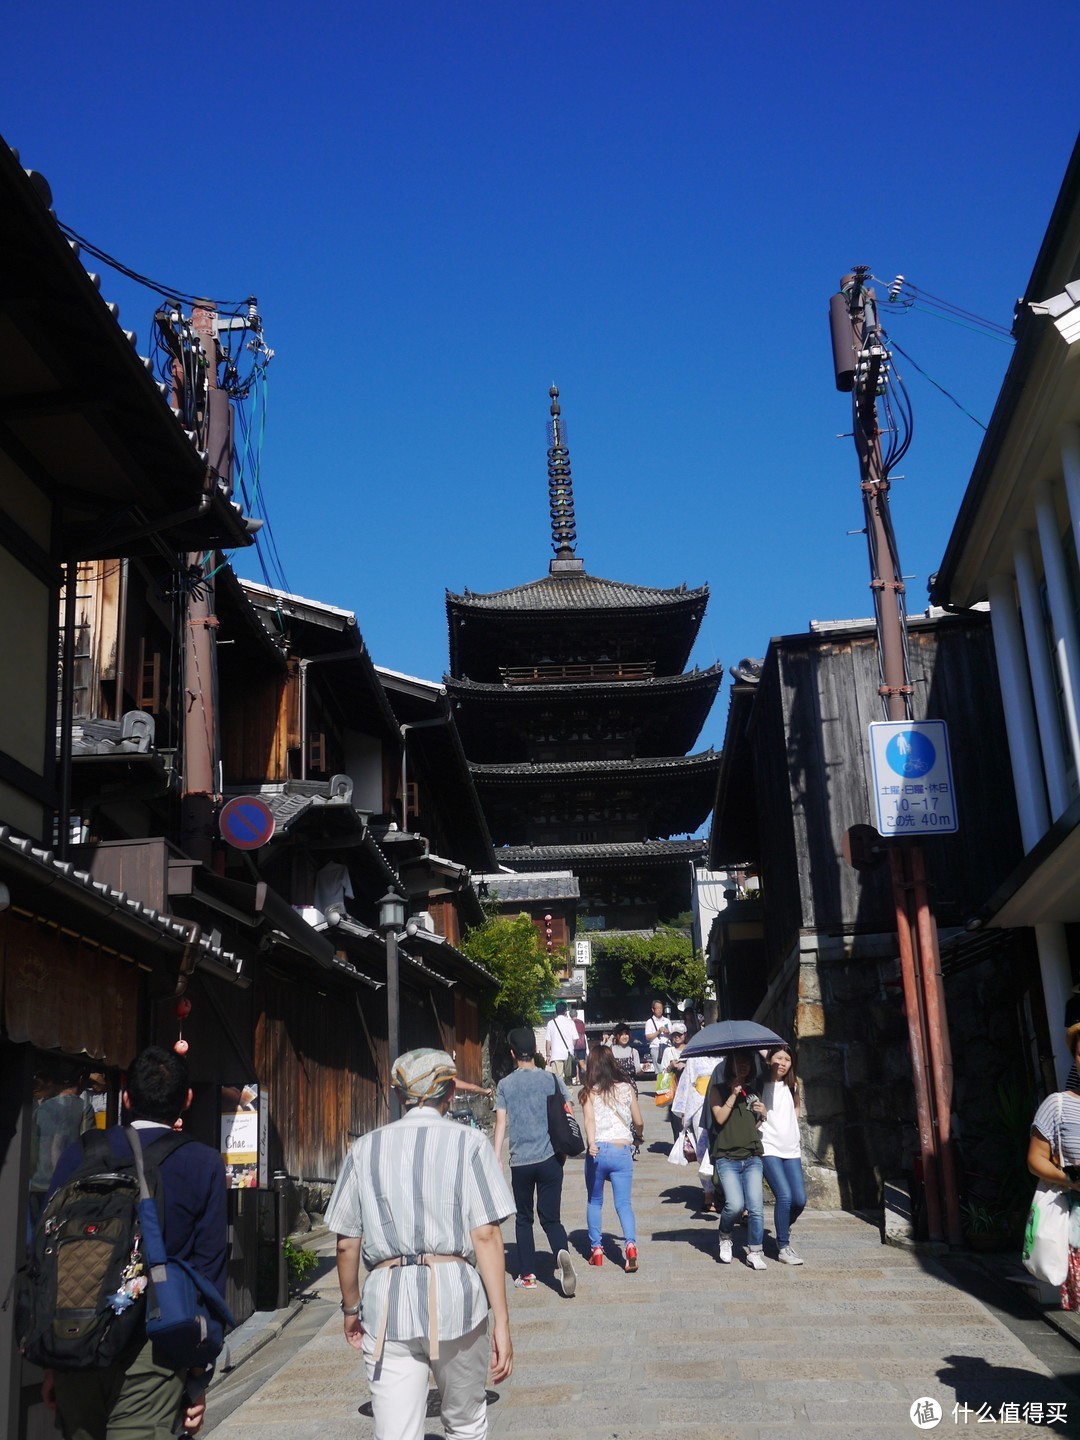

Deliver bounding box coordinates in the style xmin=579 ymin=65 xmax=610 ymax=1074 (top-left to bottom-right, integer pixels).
xmin=493 ymin=1028 xmax=577 ymax=1297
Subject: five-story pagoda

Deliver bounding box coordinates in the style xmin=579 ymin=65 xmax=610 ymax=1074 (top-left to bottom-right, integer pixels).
xmin=446 ymin=389 xmax=720 ymax=930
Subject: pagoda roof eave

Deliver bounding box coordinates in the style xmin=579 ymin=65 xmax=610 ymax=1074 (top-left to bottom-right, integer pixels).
xmin=445 ymin=574 xmax=709 ymax=616
xmin=470 ymin=750 xmax=719 ymax=783
xmin=495 ymin=839 xmax=708 ymax=870
xmin=445 ymin=663 xmax=724 ymax=701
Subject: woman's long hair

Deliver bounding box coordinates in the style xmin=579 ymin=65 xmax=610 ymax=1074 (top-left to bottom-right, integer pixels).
xmin=709 ymin=1049 xmax=767 ymax=1102
xmin=766 ymin=1044 xmax=797 ymax=1094
xmin=580 ymin=1045 xmax=627 ymax=1103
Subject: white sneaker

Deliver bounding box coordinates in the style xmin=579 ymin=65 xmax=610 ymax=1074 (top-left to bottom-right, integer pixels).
xmin=557 ymin=1248 xmax=577 ymax=1298
xmin=745 ymin=1252 xmax=767 ymax=1271
xmin=778 ymin=1247 xmax=804 ymax=1266
xmin=717 ymin=1235 xmax=733 ymax=1264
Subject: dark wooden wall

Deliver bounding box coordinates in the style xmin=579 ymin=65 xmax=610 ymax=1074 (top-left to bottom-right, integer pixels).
xmin=255 ymin=967 xmax=387 ymax=1182
xmin=753 ymin=615 xmax=1022 ymax=980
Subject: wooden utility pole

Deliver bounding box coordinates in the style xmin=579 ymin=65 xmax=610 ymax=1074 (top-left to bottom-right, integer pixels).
xmin=831 ymin=270 xmax=962 ymax=1246
xmin=178 ymin=304 xmax=228 ymax=866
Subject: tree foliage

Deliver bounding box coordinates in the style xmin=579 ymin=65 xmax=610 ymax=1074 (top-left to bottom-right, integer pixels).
xmin=589 ymin=926 xmax=707 ymax=1006
xmin=460 ymin=911 xmax=563 ymax=1026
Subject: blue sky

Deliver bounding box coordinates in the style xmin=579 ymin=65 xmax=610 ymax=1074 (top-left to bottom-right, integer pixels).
xmin=6 ymin=3 xmax=1078 ymax=775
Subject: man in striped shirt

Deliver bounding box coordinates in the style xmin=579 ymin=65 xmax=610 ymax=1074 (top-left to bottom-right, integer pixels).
xmin=328 ymin=1048 xmax=514 ymax=1440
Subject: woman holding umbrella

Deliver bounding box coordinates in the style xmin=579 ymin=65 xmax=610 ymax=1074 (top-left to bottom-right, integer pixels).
xmin=681 ymin=1021 xmax=787 ymax=1257
xmin=708 ymin=1049 xmax=769 ymax=1269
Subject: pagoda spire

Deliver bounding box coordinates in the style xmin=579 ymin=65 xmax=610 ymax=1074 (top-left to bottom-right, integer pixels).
xmin=547 ymin=385 xmax=585 ymax=574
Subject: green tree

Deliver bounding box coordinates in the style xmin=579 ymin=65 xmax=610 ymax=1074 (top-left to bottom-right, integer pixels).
xmin=460 ymin=911 xmax=563 ymax=1026
xmin=589 ymin=926 xmax=707 ymax=1008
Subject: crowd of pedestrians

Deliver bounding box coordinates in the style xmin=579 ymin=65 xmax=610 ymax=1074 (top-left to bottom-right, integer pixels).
xmin=488 ymin=1007 xmax=809 ymax=1291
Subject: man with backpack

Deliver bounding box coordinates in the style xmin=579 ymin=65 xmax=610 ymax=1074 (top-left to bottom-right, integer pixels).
xmin=37 ymin=1045 xmax=228 ymax=1439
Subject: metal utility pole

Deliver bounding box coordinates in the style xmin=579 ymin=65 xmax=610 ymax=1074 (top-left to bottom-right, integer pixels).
xmin=830 ymin=270 xmax=962 ymax=1246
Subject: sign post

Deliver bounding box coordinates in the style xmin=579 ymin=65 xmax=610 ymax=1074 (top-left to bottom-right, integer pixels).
xmin=868 ymin=720 xmax=958 ymax=838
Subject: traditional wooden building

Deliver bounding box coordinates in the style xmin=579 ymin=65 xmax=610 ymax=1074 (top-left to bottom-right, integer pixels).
xmin=446 ymin=388 xmax=720 ymax=932
xmin=0 ymin=136 xmax=257 ymax=1439
xmin=707 ymin=612 xmax=1032 ymax=1213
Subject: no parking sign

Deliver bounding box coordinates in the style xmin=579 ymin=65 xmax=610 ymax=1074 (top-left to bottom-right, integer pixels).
xmin=218 ymin=795 xmax=275 ymax=850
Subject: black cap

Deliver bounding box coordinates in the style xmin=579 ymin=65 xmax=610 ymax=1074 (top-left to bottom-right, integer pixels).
xmin=508 ymin=1027 xmax=538 ymax=1058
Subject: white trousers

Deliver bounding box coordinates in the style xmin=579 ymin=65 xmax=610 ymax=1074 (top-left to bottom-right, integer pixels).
xmin=362 ymin=1319 xmax=490 ymax=1440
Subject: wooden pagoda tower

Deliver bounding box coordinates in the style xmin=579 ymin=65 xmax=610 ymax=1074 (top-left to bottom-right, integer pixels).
xmin=446 ymin=388 xmax=721 ymax=931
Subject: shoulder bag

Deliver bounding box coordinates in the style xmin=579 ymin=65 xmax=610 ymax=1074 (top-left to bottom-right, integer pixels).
xmin=1022 ymin=1093 xmax=1070 ymax=1287
xmin=546 ymin=1075 xmax=585 ymax=1159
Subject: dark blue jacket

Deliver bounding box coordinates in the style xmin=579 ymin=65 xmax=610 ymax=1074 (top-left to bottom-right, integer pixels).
xmin=49 ymin=1124 xmax=229 ymax=1296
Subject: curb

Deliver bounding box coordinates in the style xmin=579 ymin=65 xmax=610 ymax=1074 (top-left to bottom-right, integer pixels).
xmin=209 ymin=1300 xmax=304 ymax=1388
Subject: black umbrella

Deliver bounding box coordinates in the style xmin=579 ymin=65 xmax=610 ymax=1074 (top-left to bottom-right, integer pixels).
xmin=680 ymin=1019 xmax=787 ymax=1059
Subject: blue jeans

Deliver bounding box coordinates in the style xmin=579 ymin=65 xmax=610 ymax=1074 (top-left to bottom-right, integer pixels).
xmin=715 ymin=1154 xmax=764 ymax=1251
xmin=762 ymin=1155 xmax=806 ymax=1250
xmin=585 ymin=1143 xmax=636 ymax=1248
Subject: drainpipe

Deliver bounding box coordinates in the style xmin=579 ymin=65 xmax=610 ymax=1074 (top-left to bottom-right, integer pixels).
xmin=57 ymin=559 xmax=78 ymax=860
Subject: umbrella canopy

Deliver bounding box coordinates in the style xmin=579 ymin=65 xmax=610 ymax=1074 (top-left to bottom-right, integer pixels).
xmin=681 ymin=1019 xmax=787 ymax=1058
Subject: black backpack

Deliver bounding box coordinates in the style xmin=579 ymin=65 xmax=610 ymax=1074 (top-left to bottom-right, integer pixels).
xmin=17 ymin=1127 xmax=189 ymax=1371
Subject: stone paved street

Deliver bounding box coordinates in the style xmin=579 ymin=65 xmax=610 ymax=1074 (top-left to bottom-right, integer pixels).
xmin=205 ymin=1100 xmax=1078 ymax=1439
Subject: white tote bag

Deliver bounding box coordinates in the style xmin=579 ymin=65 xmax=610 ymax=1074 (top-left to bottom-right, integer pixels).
xmin=1022 ymin=1094 xmax=1070 ymax=1287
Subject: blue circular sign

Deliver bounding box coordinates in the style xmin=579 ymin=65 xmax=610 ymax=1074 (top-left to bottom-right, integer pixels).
xmin=219 ymin=796 xmax=275 ymax=850
xmin=885 ymin=730 xmax=936 ymax=778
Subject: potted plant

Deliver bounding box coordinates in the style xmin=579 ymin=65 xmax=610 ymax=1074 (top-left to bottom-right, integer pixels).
xmin=960 ymin=1199 xmax=1018 ymax=1252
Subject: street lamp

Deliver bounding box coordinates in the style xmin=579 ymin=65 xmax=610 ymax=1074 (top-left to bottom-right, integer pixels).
xmin=378 ymin=889 xmax=407 ymax=1119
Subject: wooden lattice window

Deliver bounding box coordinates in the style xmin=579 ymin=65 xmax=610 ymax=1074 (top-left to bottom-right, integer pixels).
xmin=137 ymin=641 xmax=161 ymax=713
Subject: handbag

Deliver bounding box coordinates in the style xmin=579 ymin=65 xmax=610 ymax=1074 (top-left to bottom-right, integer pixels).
xmin=1023 ymin=1094 xmax=1070 ymax=1286
xmin=547 ymin=1077 xmax=585 ymax=1159
xmin=655 ymin=1070 xmax=676 ymax=1106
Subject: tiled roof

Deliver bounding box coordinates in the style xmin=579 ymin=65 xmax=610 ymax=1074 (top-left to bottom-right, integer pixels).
xmin=497 ymin=839 xmax=707 ymax=866
xmin=0 ymin=826 xmax=245 ymax=980
xmin=447 ymin=573 xmax=708 ymax=613
xmin=474 ymin=871 xmax=580 ymax=903
xmin=69 ymin=713 xmax=156 ymax=757
xmin=228 ymin=780 xmax=368 ymax=836
xmin=471 ymin=751 xmax=718 ymax=781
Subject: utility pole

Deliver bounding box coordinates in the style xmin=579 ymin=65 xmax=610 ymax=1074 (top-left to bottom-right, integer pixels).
xmin=174 ymin=304 xmax=228 ymax=866
xmin=830 ymin=270 xmax=962 ymax=1246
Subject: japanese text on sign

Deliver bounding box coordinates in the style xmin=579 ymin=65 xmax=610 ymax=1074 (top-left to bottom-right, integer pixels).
xmin=868 ymin=720 xmax=958 ymax=838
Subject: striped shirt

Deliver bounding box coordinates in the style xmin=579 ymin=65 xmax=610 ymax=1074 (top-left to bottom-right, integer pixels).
xmin=1032 ymin=1091 xmax=1080 ymax=1166
xmin=325 ymin=1106 xmax=514 ymax=1344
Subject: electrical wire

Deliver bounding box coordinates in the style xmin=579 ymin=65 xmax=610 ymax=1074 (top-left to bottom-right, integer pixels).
xmin=875 ymin=274 xmax=1014 ymax=343
xmin=57 ymin=220 xmax=251 ymax=310
xmin=888 ymin=339 xmax=988 ymax=430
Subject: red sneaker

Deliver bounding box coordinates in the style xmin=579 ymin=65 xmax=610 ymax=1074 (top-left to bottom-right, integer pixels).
xmin=589 ymin=1247 xmax=604 ymax=1267
xmin=624 ymin=1243 xmax=638 ymax=1273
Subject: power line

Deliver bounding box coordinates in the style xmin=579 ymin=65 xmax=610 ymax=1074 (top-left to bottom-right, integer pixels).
xmin=888 ymin=338 xmax=988 ymax=430
xmin=57 ymin=220 xmax=251 ymax=310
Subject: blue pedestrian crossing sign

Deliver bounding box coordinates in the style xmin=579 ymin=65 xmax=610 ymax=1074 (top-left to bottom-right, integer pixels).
xmin=868 ymin=720 xmax=958 ymax=837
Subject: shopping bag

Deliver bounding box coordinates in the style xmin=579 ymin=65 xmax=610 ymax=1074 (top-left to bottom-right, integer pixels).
xmin=1022 ymin=1182 xmax=1069 ymax=1286
xmin=667 ymin=1135 xmax=690 ymax=1166
xmin=655 ymin=1071 xmax=676 ymax=1106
